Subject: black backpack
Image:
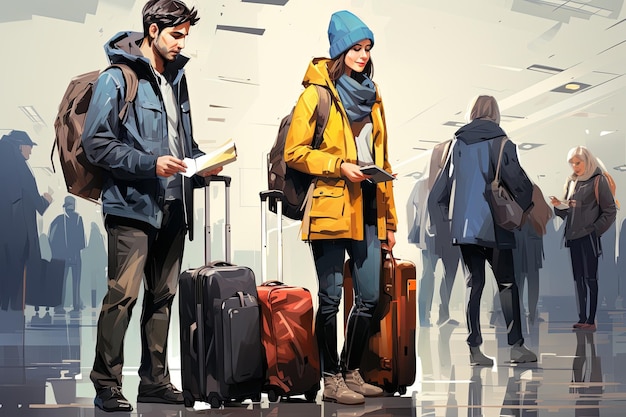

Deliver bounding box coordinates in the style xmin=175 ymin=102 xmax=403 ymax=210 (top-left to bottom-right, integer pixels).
xmin=267 ymin=85 xmax=331 ymax=220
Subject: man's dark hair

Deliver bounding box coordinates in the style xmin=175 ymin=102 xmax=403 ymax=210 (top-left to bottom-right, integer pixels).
xmin=142 ymin=0 xmax=199 ymax=37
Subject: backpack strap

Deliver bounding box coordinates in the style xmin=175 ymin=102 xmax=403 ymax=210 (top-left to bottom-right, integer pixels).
xmin=108 ymin=64 xmax=139 ymax=121
xmin=300 ymin=85 xmax=332 ymax=236
xmin=592 ymin=173 xmax=620 ymax=210
xmin=311 ymin=84 xmax=331 ymax=149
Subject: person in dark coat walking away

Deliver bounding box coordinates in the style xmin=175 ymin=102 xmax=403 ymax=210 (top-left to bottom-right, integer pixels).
xmin=429 ymin=95 xmax=537 ymax=366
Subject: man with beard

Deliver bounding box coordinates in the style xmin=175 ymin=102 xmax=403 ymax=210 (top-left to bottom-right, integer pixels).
xmin=82 ymin=0 xmax=221 ymax=411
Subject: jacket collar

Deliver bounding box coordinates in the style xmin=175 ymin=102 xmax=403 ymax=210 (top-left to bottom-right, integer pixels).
xmin=105 ymin=31 xmax=189 ymax=84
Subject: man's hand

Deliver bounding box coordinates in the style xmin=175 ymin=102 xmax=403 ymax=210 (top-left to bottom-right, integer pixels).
xmin=340 ymin=162 xmax=370 ymax=183
xmin=43 ymin=192 xmax=53 ymax=204
xmin=156 ymin=156 xmax=187 ymax=177
xmin=198 ymin=166 xmax=223 ymax=177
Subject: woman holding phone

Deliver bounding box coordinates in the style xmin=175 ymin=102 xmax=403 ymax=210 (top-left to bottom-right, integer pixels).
xmin=550 ymin=146 xmax=616 ymax=331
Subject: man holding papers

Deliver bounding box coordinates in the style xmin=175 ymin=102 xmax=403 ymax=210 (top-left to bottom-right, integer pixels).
xmin=81 ymin=0 xmax=224 ymax=411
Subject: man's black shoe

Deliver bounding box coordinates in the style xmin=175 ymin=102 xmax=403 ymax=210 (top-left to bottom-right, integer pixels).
xmin=137 ymin=383 xmax=185 ymax=404
xmin=94 ymin=386 xmax=133 ymax=412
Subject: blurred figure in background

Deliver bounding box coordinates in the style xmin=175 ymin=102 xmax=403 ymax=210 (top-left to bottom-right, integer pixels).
xmin=408 ymin=140 xmax=461 ymax=327
xmin=0 ymin=130 xmax=52 ymax=312
xmin=49 ymin=195 xmax=86 ymax=314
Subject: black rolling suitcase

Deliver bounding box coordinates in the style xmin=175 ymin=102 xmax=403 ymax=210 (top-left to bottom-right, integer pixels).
xmin=179 ymin=176 xmax=264 ymax=408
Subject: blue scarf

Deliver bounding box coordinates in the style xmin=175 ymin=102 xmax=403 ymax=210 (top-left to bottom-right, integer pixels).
xmin=335 ymin=74 xmax=377 ymax=122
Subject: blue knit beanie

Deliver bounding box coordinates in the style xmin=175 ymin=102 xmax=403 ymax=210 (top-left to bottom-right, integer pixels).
xmin=327 ymin=10 xmax=374 ymax=59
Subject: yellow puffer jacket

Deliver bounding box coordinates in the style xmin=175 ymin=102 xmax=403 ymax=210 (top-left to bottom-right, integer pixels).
xmin=284 ymin=58 xmax=397 ymax=241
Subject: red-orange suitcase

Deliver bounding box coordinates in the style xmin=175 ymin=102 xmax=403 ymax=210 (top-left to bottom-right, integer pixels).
xmin=343 ymin=245 xmax=417 ymax=395
xmin=257 ymin=191 xmax=320 ymax=402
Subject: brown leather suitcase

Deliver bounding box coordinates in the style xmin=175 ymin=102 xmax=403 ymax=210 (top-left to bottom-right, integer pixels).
xmin=343 ymin=245 xmax=417 ymax=395
xmin=258 ymin=190 xmax=320 ymax=402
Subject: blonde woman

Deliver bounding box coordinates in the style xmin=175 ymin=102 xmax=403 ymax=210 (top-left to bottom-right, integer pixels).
xmin=550 ymin=146 xmax=616 ymax=331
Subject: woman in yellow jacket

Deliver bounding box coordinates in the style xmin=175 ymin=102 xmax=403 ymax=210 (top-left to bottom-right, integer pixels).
xmin=284 ymin=10 xmax=397 ymax=405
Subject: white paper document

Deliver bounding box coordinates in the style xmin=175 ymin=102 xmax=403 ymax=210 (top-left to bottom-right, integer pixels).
xmin=181 ymin=139 xmax=237 ymax=177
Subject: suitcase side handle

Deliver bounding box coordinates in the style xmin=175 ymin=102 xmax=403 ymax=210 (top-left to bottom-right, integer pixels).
xmin=208 ymin=261 xmax=234 ymax=268
xmin=260 ymin=280 xmax=284 ymax=287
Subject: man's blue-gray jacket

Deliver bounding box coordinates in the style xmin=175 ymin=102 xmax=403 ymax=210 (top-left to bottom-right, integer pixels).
xmin=82 ymin=31 xmax=205 ymax=239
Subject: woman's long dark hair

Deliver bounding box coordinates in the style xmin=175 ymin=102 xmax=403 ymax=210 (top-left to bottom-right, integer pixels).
xmin=328 ymin=50 xmax=374 ymax=82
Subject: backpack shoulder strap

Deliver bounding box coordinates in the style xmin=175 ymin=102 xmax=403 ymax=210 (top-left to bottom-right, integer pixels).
xmin=107 ymin=63 xmax=139 ymax=121
xmin=594 ymin=173 xmax=618 ymax=208
xmin=311 ymin=84 xmax=331 ymax=150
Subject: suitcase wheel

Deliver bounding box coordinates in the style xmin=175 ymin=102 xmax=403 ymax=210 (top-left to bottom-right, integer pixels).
xmin=304 ymin=388 xmax=318 ymax=402
xmin=208 ymin=393 xmax=222 ymax=409
xmin=252 ymin=393 xmax=262 ymax=403
xmin=267 ymin=389 xmax=281 ymax=403
xmin=397 ymin=386 xmax=407 ymax=396
xmin=182 ymin=390 xmax=195 ymax=408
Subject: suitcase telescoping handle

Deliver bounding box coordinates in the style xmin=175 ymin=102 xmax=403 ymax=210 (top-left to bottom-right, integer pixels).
xmin=204 ymin=175 xmax=232 ymax=264
xmin=260 ymin=190 xmax=283 ymax=282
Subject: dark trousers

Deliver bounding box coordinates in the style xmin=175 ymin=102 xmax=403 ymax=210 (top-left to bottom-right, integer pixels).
xmin=311 ymin=224 xmax=381 ymax=375
xmin=460 ymin=244 xmax=523 ymax=347
xmin=90 ymin=200 xmax=185 ymax=390
xmin=568 ymin=235 xmax=599 ymax=324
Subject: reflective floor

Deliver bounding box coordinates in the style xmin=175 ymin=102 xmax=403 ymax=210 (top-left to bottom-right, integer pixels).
xmin=2 ymin=295 xmax=626 ymax=416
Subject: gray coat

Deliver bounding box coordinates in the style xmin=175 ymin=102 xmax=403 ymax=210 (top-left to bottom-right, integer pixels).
xmin=554 ymin=168 xmax=616 ymax=241
xmin=428 ymin=119 xmax=533 ymax=249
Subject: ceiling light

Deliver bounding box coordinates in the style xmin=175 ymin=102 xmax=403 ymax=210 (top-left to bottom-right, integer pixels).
xmin=19 ymin=105 xmax=46 ymax=125
xmin=551 ymin=82 xmax=591 ymax=93
xmin=216 ymin=25 xmax=265 ymax=36
xmin=613 ymin=164 xmax=626 ymax=172
xmin=600 ymin=130 xmax=616 ymax=136
xmin=526 ymin=64 xmax=563 ymax=75
xmin=405 ymin=171 xmax=423 ymax=179
xmin=517 ymin=143 xmax=544 ymax=151
xmin=443 ymin=121 xmax=465 ymax=127
xmin=242 ymin=0 xmax=289 ymax=4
